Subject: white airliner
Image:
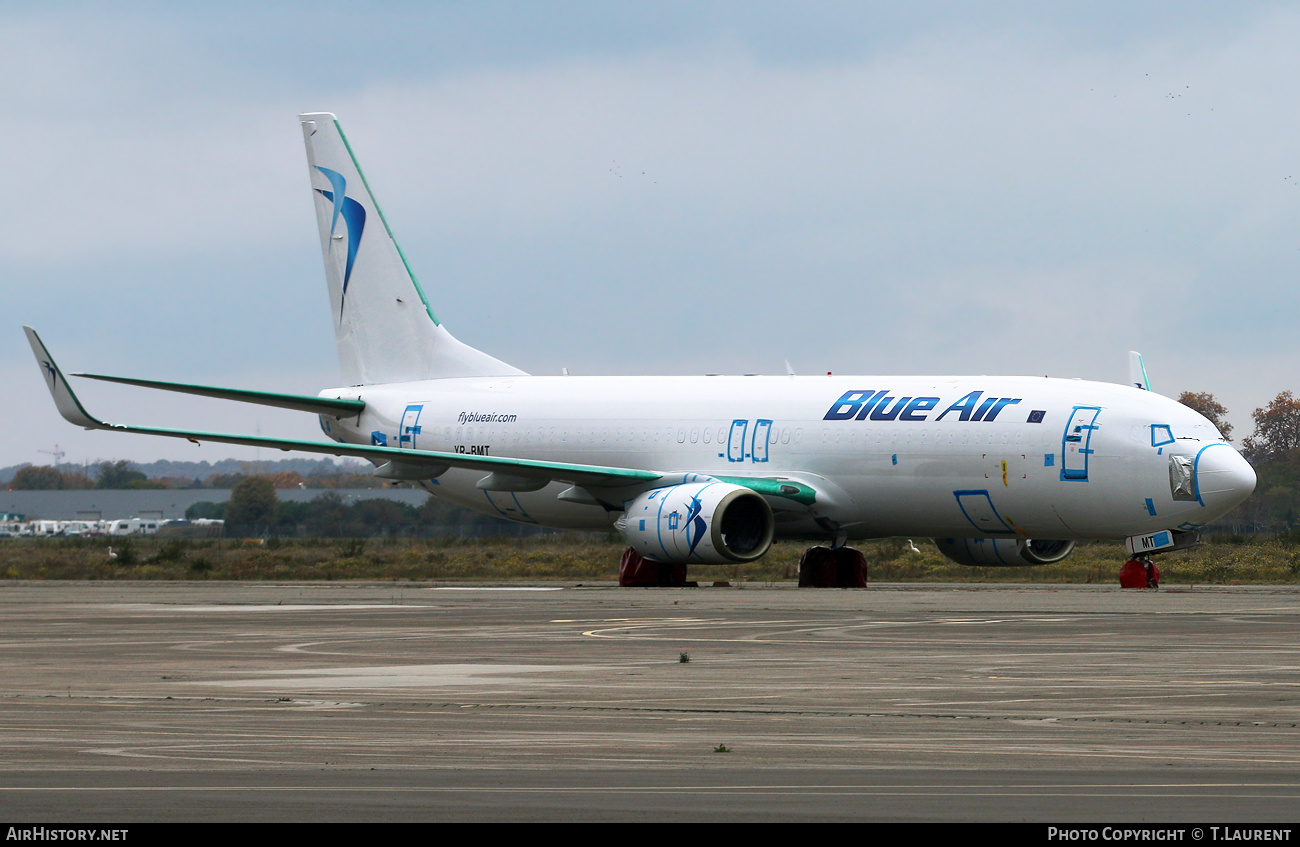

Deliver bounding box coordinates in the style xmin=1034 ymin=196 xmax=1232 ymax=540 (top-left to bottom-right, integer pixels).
xmin=25 ymin=112 xmax=1256 ymax=582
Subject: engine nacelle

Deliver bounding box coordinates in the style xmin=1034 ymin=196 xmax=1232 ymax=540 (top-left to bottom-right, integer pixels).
xmin=618 ymin=481 xmax=774 ymax=564
xmin=933 ymin=537 xmax=1075 ymax=567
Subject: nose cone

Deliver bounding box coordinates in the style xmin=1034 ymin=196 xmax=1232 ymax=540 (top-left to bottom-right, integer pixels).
xmin=1195 ymin=444 xmax=1257 ymax=517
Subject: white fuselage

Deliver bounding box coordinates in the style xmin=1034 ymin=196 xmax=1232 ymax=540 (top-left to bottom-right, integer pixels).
xmin=27 ymin=112 xmax=1259 ymax=562
xmin=318 ymin=374 xmax=1255 ymax=542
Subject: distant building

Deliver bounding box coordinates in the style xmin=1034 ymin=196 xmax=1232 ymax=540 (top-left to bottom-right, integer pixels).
xmin=0 ymin=489 xmax=430 ymax=522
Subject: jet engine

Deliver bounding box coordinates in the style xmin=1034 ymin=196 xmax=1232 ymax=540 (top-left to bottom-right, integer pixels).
xmin=933 ymin=537 xmax=1075 ymax=567
xmin=618 ymin=481 xmax=775 ymax=564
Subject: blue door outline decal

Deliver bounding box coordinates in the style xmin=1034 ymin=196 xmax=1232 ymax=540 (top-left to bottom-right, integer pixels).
xmin=727 ymin=419 xmax=748 ymax=462
xmin=751 ymin=419 xmax=772 ymax=463
xmin=1061 ymin=406 xmax=1100 ymax=481
xmin=399 ymin=404 xmax=424 ymax=449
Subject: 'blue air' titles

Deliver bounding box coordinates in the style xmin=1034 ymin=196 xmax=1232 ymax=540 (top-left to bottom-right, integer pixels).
xmin=824 ymin=390 xmax=1024 ymax=423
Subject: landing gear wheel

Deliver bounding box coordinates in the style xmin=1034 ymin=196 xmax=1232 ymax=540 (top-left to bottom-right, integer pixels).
xmin=618 ymin=547 xmax=688 ymax=587
xmin=798 ymin=545 xmax=867 ymax=587
xmin=835 ymin=547 xmax=868 ymax=587
xmin=798 ymin=546 xmax=833 ymax=587
xmin=1119 ymin=556 xmax=1160 ymax=589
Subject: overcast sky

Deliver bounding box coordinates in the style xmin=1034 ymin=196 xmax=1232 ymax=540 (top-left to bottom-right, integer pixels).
xmin=4 ymin=1 xmax=1298 ymax=470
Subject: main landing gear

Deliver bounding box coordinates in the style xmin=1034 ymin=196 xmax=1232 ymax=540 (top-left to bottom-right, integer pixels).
xmin=615 ymin=545 xmax=869 ymax=587
xmin=797 ymin=545 xmax=867 ymax=588
xmin=1119 ymin=555 xmax=1161 ymax=589
xmin=618 ymin=548 xmax=688 ymax=586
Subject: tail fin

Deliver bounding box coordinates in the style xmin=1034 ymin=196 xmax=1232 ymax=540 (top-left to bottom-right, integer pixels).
xmin=1128 ymin=350 xmax=1151 ymax=391
xmin=300 ymin=112 xmax=525 ymax=384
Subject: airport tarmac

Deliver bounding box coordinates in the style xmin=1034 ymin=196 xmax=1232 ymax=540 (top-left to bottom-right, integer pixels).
xmin=0 ymin=580 xmax=1297 ymax=822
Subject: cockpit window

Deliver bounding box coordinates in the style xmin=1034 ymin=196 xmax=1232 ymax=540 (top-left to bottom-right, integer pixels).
xmin=1151 ymin=424 xmax=1175 ymax=447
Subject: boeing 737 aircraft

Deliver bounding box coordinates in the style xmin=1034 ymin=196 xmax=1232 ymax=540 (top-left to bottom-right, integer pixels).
xmin=26 ymin=112 xmax=1257 ymax=584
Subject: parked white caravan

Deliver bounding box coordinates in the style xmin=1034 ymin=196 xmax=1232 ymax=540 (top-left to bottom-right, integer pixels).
xmin=30 ymin=520 xmax=64 ymax=537
xmin=106 ymin=518 xmax=164 ymax=536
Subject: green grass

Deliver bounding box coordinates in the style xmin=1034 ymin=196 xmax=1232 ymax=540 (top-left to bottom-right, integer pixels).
xmin=2 ymin=534 xmax=1300 ymax=584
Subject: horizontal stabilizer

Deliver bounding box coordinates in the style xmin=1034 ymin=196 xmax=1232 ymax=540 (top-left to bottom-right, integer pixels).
xmin=73 ymin=373 xmax=364 ymax=418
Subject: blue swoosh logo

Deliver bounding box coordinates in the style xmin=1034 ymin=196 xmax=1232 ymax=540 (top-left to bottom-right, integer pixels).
xmin=315 ymin=167 xmax=366 ymax=318
xmin=685 ymin=494 xmax=706 ymax=556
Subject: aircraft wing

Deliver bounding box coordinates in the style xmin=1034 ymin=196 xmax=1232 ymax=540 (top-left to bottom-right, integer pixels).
xmin=72 ymin=372 xmax=365 ymax=418
xmin=26 ymin=327 xmax=659 ymax=490
xmin=25 ymin=327 xmax=817 ymax=505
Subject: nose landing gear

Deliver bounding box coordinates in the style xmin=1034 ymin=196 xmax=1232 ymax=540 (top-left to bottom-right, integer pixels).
xmin=1119 ymin=555 xmax=1161 ymax=589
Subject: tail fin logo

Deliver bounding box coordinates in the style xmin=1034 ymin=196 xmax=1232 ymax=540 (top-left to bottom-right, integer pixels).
xmin=314 ymin=166 xmax=367 ymax=318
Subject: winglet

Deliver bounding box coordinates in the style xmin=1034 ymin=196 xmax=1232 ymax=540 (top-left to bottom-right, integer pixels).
xmin=24 ymin=327 xmax=105 ymax=429
xmin=1128 ymin=351 xmax=1151 ymax=391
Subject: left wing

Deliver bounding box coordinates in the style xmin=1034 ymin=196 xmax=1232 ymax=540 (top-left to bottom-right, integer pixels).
xmin=25 ymin=326 xmax=658 ymax=491
xmin=25 ymin=327 xmax=818 ymax=506
xmin=73 ymin=373 xmax=365 ymax=418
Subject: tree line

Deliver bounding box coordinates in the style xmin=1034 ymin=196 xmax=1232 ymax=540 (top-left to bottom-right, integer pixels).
xmin=189 ymin=477 xmax=554 ymax=539
xmin=1178 ymin=390 xmax=1300 ymax=532
xmin=6 ymin=460 xmax=402 ymax=491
